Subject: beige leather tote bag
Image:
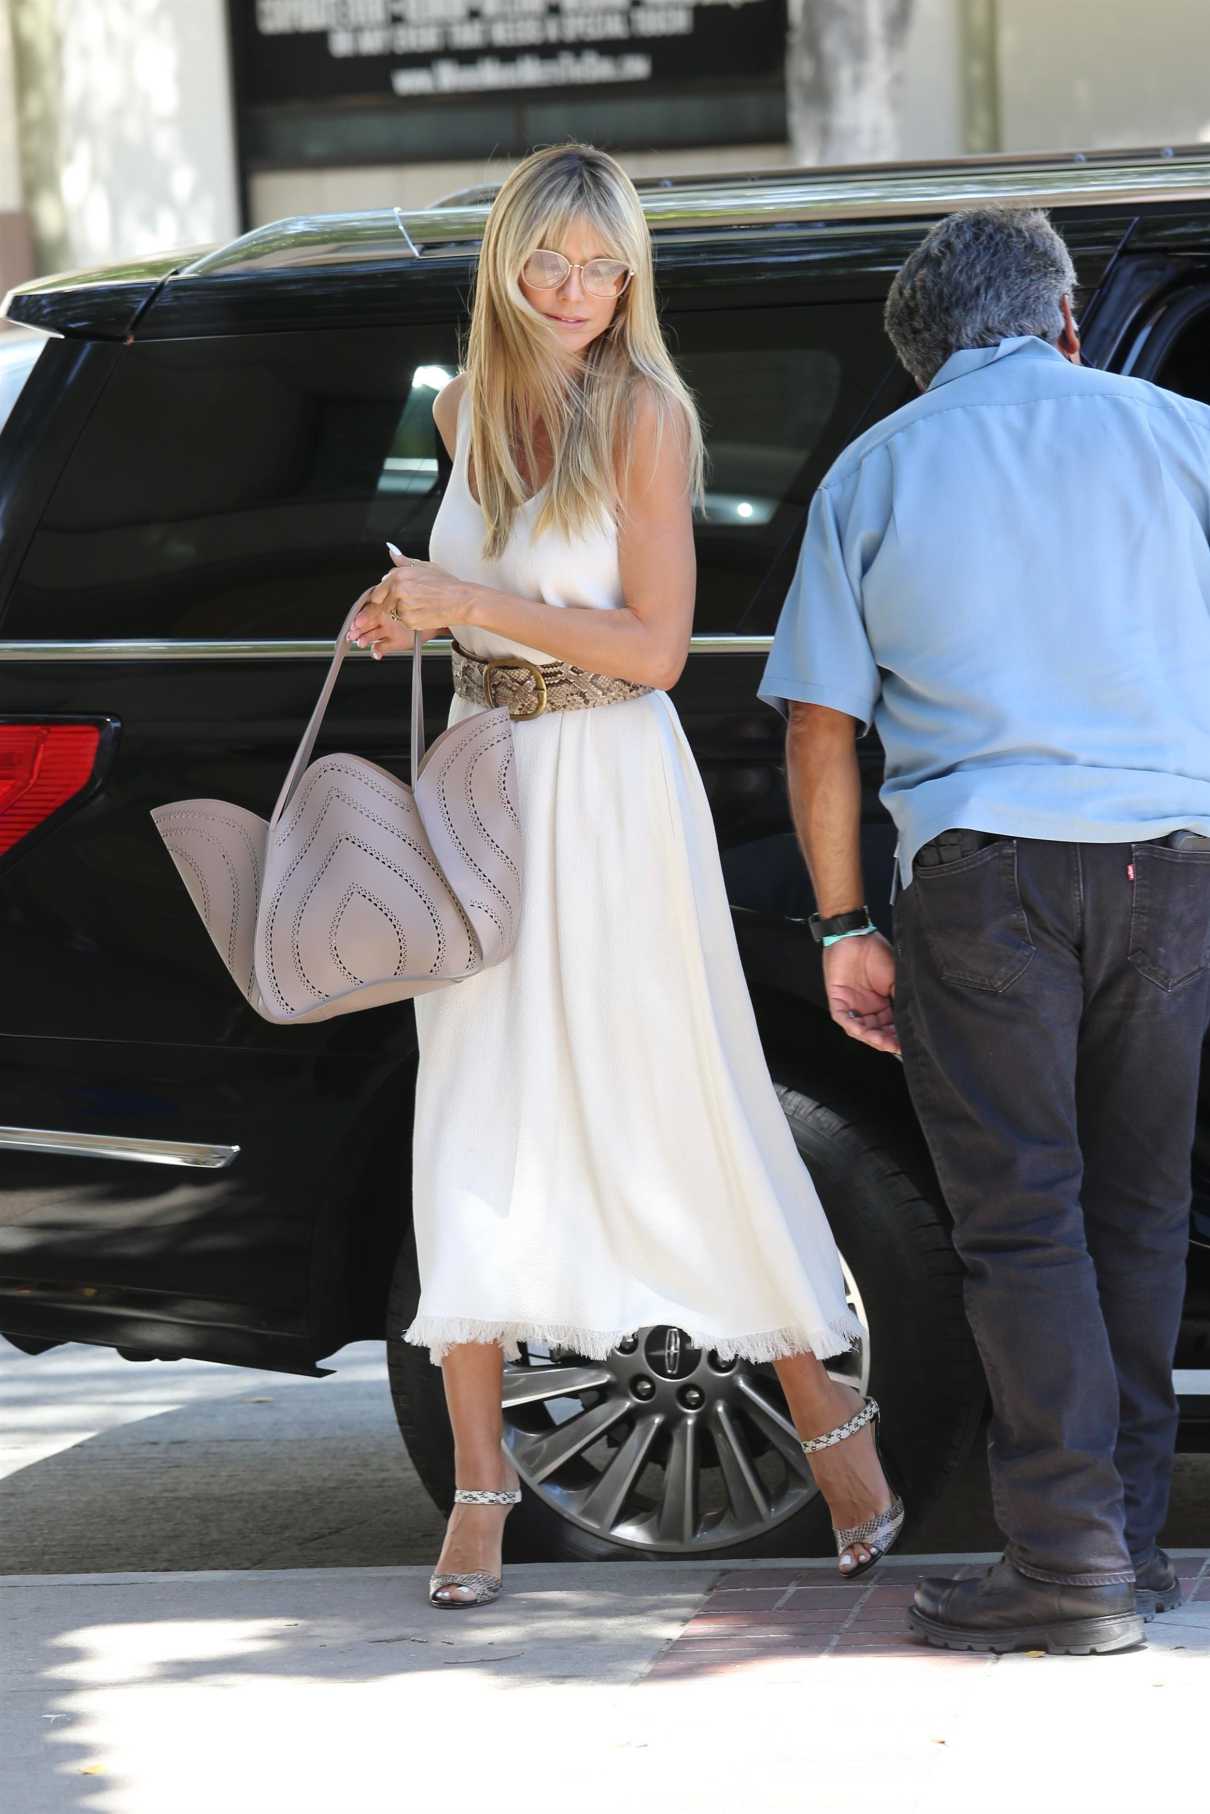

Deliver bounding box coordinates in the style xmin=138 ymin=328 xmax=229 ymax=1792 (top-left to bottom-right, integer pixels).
xmin=151 ymin=600 xmax=522 ymax=1024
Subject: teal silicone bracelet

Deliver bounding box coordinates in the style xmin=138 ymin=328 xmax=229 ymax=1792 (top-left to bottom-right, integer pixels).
xmin=822 ymin=925 xmax=877 ymax=948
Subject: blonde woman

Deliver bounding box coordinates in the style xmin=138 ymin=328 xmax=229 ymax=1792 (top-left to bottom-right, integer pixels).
xmin=349 ymin=143 xmax=904 ymax=1605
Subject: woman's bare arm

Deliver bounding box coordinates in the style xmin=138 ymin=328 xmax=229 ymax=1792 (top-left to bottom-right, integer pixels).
xmin=351 ymin=386 xmax=696 ymax=690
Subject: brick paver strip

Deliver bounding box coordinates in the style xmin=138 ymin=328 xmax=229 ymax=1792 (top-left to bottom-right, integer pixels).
xmin=640 ymin=1553 xmax=1210 ymax=1684
xmin=702 ymin=1588 xmax=785 ymax=1609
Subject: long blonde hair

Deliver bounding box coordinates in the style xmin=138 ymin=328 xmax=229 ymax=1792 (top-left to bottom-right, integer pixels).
xmin=464 ymin=142 xmax=704 ymax=558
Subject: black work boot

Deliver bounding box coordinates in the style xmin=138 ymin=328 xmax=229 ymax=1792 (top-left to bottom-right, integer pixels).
xmin=1133 ymin=1549 xmax=1183 ymax=1621
xmin=908 ymin=1558 xmax=1144 ymax=1655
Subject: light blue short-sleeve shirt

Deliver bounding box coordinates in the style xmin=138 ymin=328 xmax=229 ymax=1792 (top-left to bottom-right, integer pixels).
xmin=759 ymin=335 xmax=1210 ymax=888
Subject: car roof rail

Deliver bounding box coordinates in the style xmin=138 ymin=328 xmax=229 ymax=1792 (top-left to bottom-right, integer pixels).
xmin=177 ymin=209 xmax=422 ymax=279
xmin=9 ymin=144 xmax=1210 ymax=328
xmin=421 ymin=143 xmax=1210 ymax=214
xmin=176 ymin=146 xmax=1210 ymax=279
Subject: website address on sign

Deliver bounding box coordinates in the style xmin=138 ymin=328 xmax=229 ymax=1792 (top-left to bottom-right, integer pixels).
xmin=390 ymin=50 xmax=653 ymax=92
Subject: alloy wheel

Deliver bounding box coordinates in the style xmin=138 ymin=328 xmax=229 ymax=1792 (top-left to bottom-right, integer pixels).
xmin=500 ymin=1260 xmax=870 ymax=1554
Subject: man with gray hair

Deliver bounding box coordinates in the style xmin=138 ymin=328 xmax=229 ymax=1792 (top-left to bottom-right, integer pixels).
xmin=761 ymin=207 xmax=1210 ymax=1654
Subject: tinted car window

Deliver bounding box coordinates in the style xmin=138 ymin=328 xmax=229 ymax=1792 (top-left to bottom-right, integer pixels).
xmin=4 ymin=305 xmax=895 ymax=642
xmin=4 ymin=328 xmax=460 ymax=641
xmin=670 ymin=303 xmax=900 ymax=634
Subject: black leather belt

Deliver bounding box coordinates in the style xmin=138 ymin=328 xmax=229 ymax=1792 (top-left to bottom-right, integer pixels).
xmin=915 ymin=829 xmax=1003 ymax=868
xmin=916 ymin=827 xmax=1210 ymax=868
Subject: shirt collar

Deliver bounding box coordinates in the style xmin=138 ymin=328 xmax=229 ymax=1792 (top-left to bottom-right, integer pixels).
xmin=927 ymin=335 xmax=1068 ymax=391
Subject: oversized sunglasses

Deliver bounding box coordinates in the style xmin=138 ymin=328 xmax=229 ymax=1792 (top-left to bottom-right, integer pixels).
xmin=521 ymin=248 xmax=634 ymax=298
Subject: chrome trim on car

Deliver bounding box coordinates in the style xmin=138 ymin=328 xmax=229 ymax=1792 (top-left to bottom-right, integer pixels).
xmin=0 ymin=1125 xmax=240 ymax=1169
xmin=0 ymin=634 xmax=773 ymax=662
xmin=687 ymin=635 xmax=773 ymax=655
xmin=0 ymin=637 xmax=402 ymax=662
xmin=570 ymin=154 xmax=1210 ymax=234
xmin=180 ymin=209 xmax=421 ymax=277
xmin=168 ymin=152 xmax=1210 ymax=278
xmin=392 ymin=207 xmax=421 ymax=258
xmin=10 ymin=149 xmax=1210 ymax=314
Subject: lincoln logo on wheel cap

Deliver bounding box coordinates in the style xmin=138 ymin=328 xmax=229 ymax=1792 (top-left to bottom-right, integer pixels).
xmin=644 ymin=1324 xmax=701 ymax=1380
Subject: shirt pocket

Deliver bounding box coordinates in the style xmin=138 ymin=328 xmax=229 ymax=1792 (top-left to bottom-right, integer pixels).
xmin=911 ymin=839 xmax=1036 ymax=993
xmin=1127 ymin=842 xmax=1210 ymax=992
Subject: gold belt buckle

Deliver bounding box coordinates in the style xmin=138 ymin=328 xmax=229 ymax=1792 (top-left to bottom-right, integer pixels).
xmin=483 ymin=656 xmax=549 ymax=720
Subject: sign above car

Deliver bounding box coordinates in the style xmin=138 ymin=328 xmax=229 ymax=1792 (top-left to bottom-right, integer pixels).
xmin=239 ymin=0 xmax=786 ymax=103
xmin=226 ymin=0 xmax=789 ymax=180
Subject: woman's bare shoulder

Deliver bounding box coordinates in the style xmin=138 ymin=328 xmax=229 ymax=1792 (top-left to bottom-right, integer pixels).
xmin=432 ymin=373 xmax=468 ymax=458
xmin=620 ymin=377 xmax=692 ymax=496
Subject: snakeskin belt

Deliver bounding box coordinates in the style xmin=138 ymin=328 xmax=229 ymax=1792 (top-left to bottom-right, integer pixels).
xmin=450 ymin=639 xmax=652 ymax=722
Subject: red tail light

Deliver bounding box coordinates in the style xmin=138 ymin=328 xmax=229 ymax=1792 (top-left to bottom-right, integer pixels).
xmin=0 ymin=724 xmax=102 ymax=856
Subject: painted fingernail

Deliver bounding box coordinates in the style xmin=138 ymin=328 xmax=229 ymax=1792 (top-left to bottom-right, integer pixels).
xmin=386 ymin=541 xmax=403 ymax=559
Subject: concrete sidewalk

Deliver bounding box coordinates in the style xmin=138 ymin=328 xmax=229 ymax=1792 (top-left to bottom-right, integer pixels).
xmin=5 ymin=1553 xmax=1208 ymax=1814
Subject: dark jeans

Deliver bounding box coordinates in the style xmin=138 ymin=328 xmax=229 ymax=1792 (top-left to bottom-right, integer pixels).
xmin=895 ymin=833 xmax=1210 ymax=1586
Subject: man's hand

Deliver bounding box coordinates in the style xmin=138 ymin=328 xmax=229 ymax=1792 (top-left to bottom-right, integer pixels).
xmin=783 ymin=701 xmax=897 ymax=1051
xmin=822 ymin=931 xmax=899 ymax=1056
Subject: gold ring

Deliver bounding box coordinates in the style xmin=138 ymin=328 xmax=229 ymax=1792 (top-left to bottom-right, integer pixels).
xmin=389 ymin=606 xmax=402 ymax=622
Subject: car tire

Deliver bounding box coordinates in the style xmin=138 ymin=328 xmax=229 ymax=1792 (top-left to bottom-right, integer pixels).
xmin=772 ymin=1086 xmax=985 ymax=1518
xmin=385 ymin=1088 xmax=985 ymax=1561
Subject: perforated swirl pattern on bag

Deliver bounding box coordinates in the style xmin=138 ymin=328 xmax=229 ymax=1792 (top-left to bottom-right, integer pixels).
xmin=151 ymin=612 xmax=523 ymax=1025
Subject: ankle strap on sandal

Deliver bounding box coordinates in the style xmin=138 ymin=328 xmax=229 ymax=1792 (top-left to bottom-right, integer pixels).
xmin=801 ymin=1396 xmax=880 ymax=1456
xmin=453 ymin=1488 xmax=522 ymax=1505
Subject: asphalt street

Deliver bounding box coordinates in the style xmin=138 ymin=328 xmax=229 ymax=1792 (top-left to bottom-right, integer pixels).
xmin=1 ymin=1338 xmax=1207 ymax=1574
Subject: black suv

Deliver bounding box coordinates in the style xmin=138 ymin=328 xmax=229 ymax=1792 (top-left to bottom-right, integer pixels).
xmin=3 ymin=150 xmax=1209 ymax=1563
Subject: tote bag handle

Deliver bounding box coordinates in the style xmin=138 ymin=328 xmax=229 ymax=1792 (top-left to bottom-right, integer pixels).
xmin=270 ymin=598 xmax=427 ymax=829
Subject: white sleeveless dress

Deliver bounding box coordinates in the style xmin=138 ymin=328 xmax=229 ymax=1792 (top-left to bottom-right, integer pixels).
xmin=404 ymin=391 xmax=862 ymax=1365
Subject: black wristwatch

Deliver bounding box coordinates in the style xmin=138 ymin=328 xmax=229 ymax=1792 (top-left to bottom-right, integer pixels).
xmin=808 ymin=906 xmax=875 ymax=944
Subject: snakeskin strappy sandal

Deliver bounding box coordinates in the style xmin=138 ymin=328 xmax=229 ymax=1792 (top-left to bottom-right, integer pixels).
xmin=801 ymin=1395 xmax=906 ymax=1580
xmin=429 ymin=1486 xmax=522 ymax=1609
